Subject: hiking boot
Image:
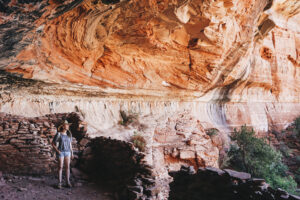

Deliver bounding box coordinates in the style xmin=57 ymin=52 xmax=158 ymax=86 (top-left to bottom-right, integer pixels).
xmin=66 ymin=182 xmax=72 ymax=188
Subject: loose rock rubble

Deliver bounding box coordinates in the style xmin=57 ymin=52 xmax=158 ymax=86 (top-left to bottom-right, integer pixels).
xmin=169 ymin=166 xmax=300 ymax=200
xmin=154 ymin=113 xmax=221 ymax=171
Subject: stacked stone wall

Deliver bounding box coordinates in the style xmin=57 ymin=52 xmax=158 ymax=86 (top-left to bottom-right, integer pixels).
xmin=0 ymin=112 xmax=83 ymax=174
xmin=79 ymin=136 xmax=158 ymax=200
xmin=169 ymin=166 xmax=300 ymax=200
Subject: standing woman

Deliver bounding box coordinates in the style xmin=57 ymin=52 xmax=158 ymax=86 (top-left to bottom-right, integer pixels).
xmin=51 ymin=120 xmax=74 ymax=189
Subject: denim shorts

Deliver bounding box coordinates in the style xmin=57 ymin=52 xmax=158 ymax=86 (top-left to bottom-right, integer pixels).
xmin=57 ymin=151 xmax=71 ymax=158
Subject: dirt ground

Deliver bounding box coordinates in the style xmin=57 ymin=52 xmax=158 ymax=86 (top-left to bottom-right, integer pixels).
xmin=0 ymin=173 xmax=114 ymax=200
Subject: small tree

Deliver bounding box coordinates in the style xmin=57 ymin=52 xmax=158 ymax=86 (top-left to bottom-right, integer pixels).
xmin=118 ymin=110 xmax=137 ymax=126
xmin=205 ymin=128 xmax=219 ymax=137
xmin=227 ymin=125 xmax=298 ymax=194
xmin=293 ymin=117 xmax=300 ymax=137
xmin=294 ymin=117 xmax=300 ymax=129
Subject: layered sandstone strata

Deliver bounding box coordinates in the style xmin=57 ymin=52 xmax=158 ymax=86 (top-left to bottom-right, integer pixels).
xmin=0 ymin=0 xmax=299 ymax=133
xmin=0 ymin=0 xmax=298 ymax=101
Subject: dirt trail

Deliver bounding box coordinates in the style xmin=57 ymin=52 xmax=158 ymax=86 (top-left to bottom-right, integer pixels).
xmin=0 ymin=173 xmax=114 ymax=200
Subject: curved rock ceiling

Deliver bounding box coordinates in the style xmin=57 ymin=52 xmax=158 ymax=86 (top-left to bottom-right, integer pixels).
xmin=0 ymin=0 xmax=299 ymax=133
xmin=0 ymin=0 xmax=299 ymax=100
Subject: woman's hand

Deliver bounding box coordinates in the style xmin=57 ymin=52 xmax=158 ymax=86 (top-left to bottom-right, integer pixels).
xmin=57 ymin=150 xmax=61 ymax=154
xmin=71 ymin=154 xmax=74 ymax=160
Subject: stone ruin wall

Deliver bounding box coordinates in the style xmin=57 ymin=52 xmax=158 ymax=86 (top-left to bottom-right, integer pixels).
xmin=0 ymin=111 xmax=299 ymax=199
xmin=0 ymin=112 xmax=160 ymax=199
xmin=150 ymin=112 xmax=222 ymax=175
xmin=79 ymin=136 xmax=158 ymax=200
xmin=0 ymin=112 xmax=84 ymax=175
xmin=169 ymin=166 xmax=300 ymax=200
xmin=0 ymin=111 xmax=221 ymax=199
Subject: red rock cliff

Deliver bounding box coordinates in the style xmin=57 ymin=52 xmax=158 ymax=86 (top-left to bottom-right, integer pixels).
xmin=0 ymin=2 xmax=300 ymax=197
xmin=0 ymin=0 xmax=299 ymax=131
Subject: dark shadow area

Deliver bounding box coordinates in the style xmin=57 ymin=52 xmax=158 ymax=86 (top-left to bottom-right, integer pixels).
xmin=0 ymin=1 xmax=47 ymax=62
xmin=0 ymin=70 xmax=39 ymax=86
xmin=78 ymin=136 xmax=156 ymax=200
xmin=264 ymin=0 xmax=273 ymax=11
xmin=169 ymin=166 xmax=300 ymax=200
xmin=101 ymin=0 xmax=120 ymax=5
xmin=51 ymin=0 xmax=84 ymax=19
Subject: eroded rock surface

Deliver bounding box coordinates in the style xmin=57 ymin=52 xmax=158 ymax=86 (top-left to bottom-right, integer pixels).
xmin=151 ymin=112 xmax=220 ymax=172
xmin=0 ymin=0 xmax=298 ymax=100
xmin=0 ymin=0 xmax=299 ymax=133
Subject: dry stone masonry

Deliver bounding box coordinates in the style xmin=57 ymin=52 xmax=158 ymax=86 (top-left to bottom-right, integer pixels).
xmin=154 ymin=113 xmax=221 ymax=171
xmin=79 ymin=136 xmax=158 ymax=200
xmin=0 ymin=112 xmax=160 ymax=199
xmin=0 ymin=112 xmax=84 ymax=174
xmin=0 ymin=111 xmax=299 ymax=200
xmin=169 ymin=166 xmax=300 ymax=200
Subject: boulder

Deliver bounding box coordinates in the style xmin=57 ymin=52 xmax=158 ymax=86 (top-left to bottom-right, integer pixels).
xmin=224 ymin=169 xmax=251 ymax=180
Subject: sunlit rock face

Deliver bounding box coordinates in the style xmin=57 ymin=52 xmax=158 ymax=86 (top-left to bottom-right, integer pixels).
xmin=0 ymin=1 xmax=299 ymax=137
xmin=0 ymin=0 xmax=298 ymax=98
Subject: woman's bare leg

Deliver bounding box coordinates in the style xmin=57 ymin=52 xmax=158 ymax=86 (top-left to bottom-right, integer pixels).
xmin=58 ymin=156 xmax=64 ymax=184
xmin=64 ymin=155 xmax=71 ymax=185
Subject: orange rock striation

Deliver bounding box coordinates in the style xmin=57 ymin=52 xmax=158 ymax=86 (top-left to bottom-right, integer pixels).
xmin=0 ymin=1 xmax=299 ymax=144
xmin=0 ymin=0 xmax=298 ymax=102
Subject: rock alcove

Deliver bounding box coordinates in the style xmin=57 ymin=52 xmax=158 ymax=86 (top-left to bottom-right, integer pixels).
xmin=0 ymin=0 xmax=300 ymax=199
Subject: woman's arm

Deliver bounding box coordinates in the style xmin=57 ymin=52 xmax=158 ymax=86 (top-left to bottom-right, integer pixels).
xmin=52 ymin=142 xmax=60 ymax=154
xmin=51 ymin=133 xmax=60 ymax=154
xmin=70 ymin=136 xmax=74 ymax=159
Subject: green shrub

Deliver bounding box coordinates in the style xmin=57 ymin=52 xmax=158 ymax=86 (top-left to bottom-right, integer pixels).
xmin=293 ymin=117 xmax=300 ymax=137
xmin=118 ymin=110 xmax=137 ymax=126
xmin=206 ymin=128 xmax=219 ymax=137
xmin=296 ymin=156 xmax=300 ymax=164
xmin=266 ymin=175 xmax=297 ymax=193
xmin=227 ymin=125 xmax=298 ymax=194
xmin=131 ymin=131 xmax=146 ymax=152
xmin=294 ymin=117 xmax=300 ymax=129
xmin=295 ymin=168 xmax=300 ymax=185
